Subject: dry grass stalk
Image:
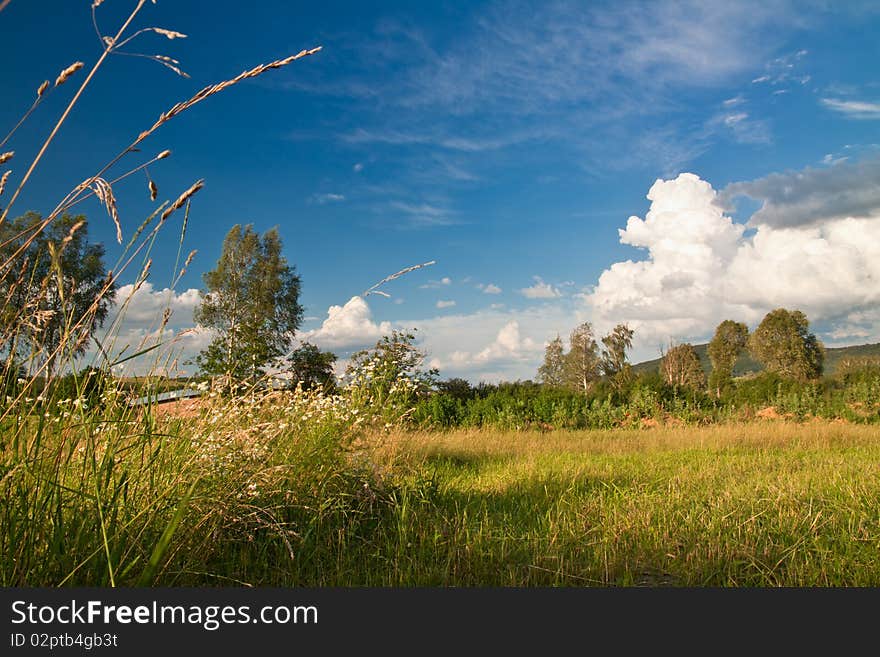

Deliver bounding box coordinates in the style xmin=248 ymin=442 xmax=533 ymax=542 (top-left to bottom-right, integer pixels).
xmin=139 ymin=47 xmax=322 ymax=143
xmin=161 ymin=180 xmax=203 ymax=223
xmin=55 ymin=62 xmax=84 ymax=87
xmin=0 ymin=152 xmax=13 ymax=165
xmin=60 ymin=219 xmax=86 ymax=249
xmin=149 ymin=179 xmax=158 ymax=201
xmin=150 ymin=28 xmax=186 ymax=39
xmin=0 ymin=171 xmax=10 ymax=196
xmin=363 ymin=260 xmax=436 ymax=297
xmin=84 ymin=177 xmax=122 ymax=243
xmin=172 ymin=249 xmax=198 ymax=286
xmin=37 ymin=81 xmax=49 ymax=98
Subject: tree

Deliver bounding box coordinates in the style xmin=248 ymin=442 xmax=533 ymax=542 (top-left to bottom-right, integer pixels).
xmin=286 ymin=342 xmax=336 ymax=392
xmin=707 ymin=319 xmax=749 ymax=395
xmin=600 ymin=324 xmax=635 ymax=390
xmin=537 ymin=335 xmax=566 ymax=387
xmin=748 ymin=308 xmax=824 ymax=381
xmin=564 ymin=323 xmax=601 ymax=393
xmin=0 ymin=212 xmax=115 ymax=376
xmin=436 ymin=377 xmax=473 ymax=401
xmin=660 ymin=342 xmax=705 ymax=389
xmin=194 ymin=224 xmax=303 ymax=383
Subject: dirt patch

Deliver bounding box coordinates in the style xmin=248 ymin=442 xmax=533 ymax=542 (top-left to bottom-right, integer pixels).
xmin=756 ymin=406 xmax=781 ymax=420
xmin=151 ymin=398 xmax=206 ymax=419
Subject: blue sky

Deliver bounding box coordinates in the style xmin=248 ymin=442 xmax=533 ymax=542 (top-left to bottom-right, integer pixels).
xmin=2 ymin=1 xmax=880 ymax=381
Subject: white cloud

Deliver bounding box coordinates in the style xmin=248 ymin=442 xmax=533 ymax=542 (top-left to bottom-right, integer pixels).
xmin=389 ymin=201 xmax=457 ymax=227
xmin=436 ymin=300 xmax=456 ymax=309
xmin=708 ymin=110 xmax=771 ymax=144
xmin=420 ymin=276 xmax=452 ymax=289
xmin=353 ymin=162 xmax=364 ymax=172
xmin=474 ymin=321 xmax=539 ymax=365
xmin=478 ymin=283 xmax=502 ymax=294
xmin=311 ymin=193 xmax=346 ymax=204
xmin=588 ymin=171 xmax=880 ymax=351
xmin=821 ymin=98 xmax=880 ymax=120
xmin=302 ymin=295 xmax=392 ymax=352
xmin=88 ymin=282 xmax=208 ymax=376
xmin=520 ymin=276 xmax=561 ymax=299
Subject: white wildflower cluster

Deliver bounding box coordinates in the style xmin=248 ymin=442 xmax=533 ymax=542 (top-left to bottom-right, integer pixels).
xmin=192 ymin=426 xmax=271 ymax=474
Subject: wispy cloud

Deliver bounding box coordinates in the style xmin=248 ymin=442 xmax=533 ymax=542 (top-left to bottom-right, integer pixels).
xmin=420 ymin=277 xmax=452 ymax=289
xmin=478 ymin=283 xmax=502 ymax=294
xmin=751 ymin=48 xmax=810 ymax=88
xmin=821 ymin=98 xmax=880 ymax=120
xmin=436 ymin=299 xmax=456 ymax=309
xmin=289 ymin=1 xmax=801 ymax=180
xmin=342 ymin=127 xmax=543 ymax=152
xmin=310 ymin=193 xmax=346 ymax=204
xmin=389 ymin=201 xmax=458 ymax=227
xmin=710 ymin=111 xmax=771 ymax=144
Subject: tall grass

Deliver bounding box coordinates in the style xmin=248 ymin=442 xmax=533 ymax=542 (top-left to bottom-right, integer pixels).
xmin=2 ymin=2 xmax=879 ymax=589
xmin=0 ymin=0 xmax=325 ymax=586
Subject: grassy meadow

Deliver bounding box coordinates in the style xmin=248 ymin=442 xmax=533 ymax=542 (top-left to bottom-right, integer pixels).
xmin=3 ymin=385 xmax=879 ymax=587
xmin=2 ymin=2 xmax=880 ymax=590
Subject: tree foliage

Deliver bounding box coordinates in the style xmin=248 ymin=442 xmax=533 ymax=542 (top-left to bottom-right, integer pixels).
xmin=660 ymin=342 xmax=705 ymax=389
xmin=707 ymin=319 xmax=749 ymax=395
xmin=194 ymin=224 xmax=302 ymax=382
xmin=748 ymin=308 xmax=824 ymax=381
xmin=286 ymin=342 xmax=336 ymax=392
xmin=436 ymin=377 xmax=474 ymax=401
xmin=600 ymin=324 xmax=635 ymax=390
xmin=564 ymin=322 xmax=601 ymax=393
xmin=537 ymin=335 xmax=566 ymax=387
xmin=0 ymin=212 xmax=115 ymax=376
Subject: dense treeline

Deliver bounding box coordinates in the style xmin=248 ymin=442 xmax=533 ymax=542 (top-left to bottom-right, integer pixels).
xmin=412 ymin=365 xmax=880 ymax=430
xmin=411 ymin=307 xmax=879 ymax=430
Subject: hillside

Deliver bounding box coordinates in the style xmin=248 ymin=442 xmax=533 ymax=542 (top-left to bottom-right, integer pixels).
xmin=632 ymin=341 xmax=880 ymax=377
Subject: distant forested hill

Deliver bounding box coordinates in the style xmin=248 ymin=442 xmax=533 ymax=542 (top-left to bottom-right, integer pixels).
xmin=632 ymin=342 xmax=880 ymax=377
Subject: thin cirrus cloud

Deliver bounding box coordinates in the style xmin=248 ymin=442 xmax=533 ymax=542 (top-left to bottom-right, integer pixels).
xmin=820 ymin=98 xmax=880 ymax=120
xmin=436 ymin=300 xmax=456 ymax=309
xmin=389 ymin=201 xmax=458 ymax=227
xmin=281 ymin=1 xmax=801 ymax=180
xmin=310 ymin=193 xmax=346 ymax=204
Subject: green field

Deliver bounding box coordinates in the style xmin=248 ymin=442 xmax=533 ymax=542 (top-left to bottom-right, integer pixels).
xmin=4 ymin=390 xmax=879 ymax=586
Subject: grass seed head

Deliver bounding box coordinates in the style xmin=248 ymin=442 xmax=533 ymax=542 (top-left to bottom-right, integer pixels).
xmin=55 ymin=62 xmax=84 ymax=87
xmin=161 ymin=179 xmax=203 ymax=222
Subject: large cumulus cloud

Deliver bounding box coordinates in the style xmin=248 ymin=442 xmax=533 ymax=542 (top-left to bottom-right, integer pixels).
xmin=588 ymin=170 xmax=880 ymax=349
